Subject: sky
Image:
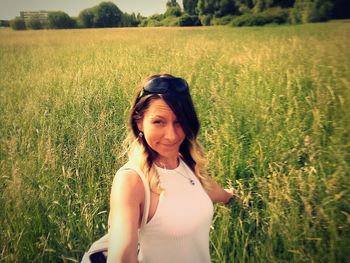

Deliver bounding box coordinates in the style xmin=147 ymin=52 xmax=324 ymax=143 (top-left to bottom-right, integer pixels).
xmin=0 ymin=0 xmax=184 ymax=20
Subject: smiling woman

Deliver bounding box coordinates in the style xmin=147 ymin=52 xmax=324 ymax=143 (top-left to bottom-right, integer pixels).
xmin=104 ymin=74 xmax=235 ymax=263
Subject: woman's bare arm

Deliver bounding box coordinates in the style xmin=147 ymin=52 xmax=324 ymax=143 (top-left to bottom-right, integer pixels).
xmin=207 ymin=178 xmax=236 ymax=204
xmin=107 ymin=169 xmax=144 ymax=263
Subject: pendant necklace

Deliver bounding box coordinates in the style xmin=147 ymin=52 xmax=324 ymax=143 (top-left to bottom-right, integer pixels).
xmin=173 ymin=169 xmax=196 ymax=185
xmin=157 ymin=161 xmax=196 ymax=186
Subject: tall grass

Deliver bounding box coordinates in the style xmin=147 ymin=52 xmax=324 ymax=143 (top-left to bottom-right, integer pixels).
xmin=1 ymin=22 xmax=349 ymax=262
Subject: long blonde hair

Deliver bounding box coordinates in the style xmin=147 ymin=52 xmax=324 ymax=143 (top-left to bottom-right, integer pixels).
xmin=125 ymin=74 xmax=213 ymax=194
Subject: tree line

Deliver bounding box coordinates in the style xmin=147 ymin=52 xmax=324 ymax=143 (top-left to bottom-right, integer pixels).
xmin=8 ymin=0 xmax=350 ymax=30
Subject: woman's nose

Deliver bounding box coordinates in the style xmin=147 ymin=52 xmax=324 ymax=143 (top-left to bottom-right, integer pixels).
xmin=164 ymin=124 xmax=177 ymax=141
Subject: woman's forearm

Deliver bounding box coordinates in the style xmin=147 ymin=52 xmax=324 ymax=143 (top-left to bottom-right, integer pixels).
xmin=208 ymin=179 xmax=235 ymax=204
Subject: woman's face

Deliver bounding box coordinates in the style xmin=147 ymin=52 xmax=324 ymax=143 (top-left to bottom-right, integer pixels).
xmin=137 ymin=98 xmax=185 ymax=164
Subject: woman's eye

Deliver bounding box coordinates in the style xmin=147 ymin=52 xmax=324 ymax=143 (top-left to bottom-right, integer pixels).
xmin=153 ymin=120 xmax=164 ymax=125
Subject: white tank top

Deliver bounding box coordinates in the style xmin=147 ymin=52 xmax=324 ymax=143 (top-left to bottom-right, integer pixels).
xmin=138 ymin=159 xmax=214 ymax=263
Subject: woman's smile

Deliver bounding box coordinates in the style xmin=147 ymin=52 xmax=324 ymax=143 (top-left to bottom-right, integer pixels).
xmin=159 ymin=142 xmax=180 ymax=147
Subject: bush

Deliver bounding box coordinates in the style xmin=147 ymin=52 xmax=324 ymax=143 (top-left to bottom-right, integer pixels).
xmin=263 ymin=8 xmax=290 ymax=24
xmin=159 ymin=16 xmax=180 ymax=26
xmin=26 ymin=15 xmax=43 ymax=30
xmin=0 ymin=20 xmax=10 ymax=27
xmin=199 ymin=14 xmax=212 ymax=26
xmin=231 ymin=8 xmax=289 ymax=27
xmin=140 ymin=18 xmax=162 ymax=27
xmin=10 ymin=17 xmax=26 ymax=30
xmin=139 ymin=14 xmax=165 ymax=27
xmin=141 ymin=14 xmax=201 ymax=27
xmin=149 ymin=13 xmax=165 ymax=21
xmin=178 ymin=14 xmax=201 ymax=26
xmin=211 ymin=15 xmax=234 ymax=25
xmin=48 ymin=11 xmax=75 ymax=29
xmin=139 ymin=19 xmax=148 ymax=27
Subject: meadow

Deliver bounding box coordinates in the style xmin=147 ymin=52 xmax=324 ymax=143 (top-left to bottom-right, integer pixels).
xmin=0 ymin=21 xmax=349 ymax=262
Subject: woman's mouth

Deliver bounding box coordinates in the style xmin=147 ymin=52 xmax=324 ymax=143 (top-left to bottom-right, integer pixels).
xmin=160 ymin=142 xmax=178 ymax=148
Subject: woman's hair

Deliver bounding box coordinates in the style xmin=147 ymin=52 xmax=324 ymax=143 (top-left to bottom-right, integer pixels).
xmin=126 ymin=73 xmax=213 ymax=194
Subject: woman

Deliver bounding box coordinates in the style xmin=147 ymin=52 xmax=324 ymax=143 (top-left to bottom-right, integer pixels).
xmin=107 ymin=74 xmax=235 ymax=263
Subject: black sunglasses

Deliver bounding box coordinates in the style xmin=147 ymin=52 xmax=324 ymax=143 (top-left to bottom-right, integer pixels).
xmin=139 ymin=76 xmax=189 ymax=98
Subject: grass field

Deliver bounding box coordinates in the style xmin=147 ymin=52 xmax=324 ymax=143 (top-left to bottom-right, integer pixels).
xmin=1 ymin=21 xmax=349 ymax=262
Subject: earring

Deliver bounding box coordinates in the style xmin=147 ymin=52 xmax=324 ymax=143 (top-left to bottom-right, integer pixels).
xmin=138 ymin=132 xmax=144 ymax=138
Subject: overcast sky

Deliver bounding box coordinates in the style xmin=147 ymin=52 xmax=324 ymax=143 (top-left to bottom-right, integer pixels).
xmin=0 ymin=0 xmax=184 ymax=20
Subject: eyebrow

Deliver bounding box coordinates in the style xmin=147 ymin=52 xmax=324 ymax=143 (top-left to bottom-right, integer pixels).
xmin=150 ymin=115 xmax=166 ymax=119
xmin=150 ymin=115 xmax=178 ymax=121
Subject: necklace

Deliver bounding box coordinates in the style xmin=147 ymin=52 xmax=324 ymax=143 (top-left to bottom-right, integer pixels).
xmin=172 ymin=169 xmax=196 ymax=185
xmin=157 ymin=160 xmax=196 ymax=186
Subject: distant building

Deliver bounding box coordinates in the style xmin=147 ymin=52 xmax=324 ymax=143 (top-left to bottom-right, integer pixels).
xmin=20 ymin=10 xmax=51 ymax=22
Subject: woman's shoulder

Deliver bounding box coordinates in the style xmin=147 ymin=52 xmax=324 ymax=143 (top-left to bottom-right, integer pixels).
xmin=111 ymin=162 xmax=145 ymax=194
xmin=111 ymin=166 xmax=145 ymax=204
xmin=114 ymin=161 xmax=145 ymax=181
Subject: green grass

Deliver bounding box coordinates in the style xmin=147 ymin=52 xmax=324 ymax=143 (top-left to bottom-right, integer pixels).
xmin=1 ymin=22 xmax=349 ymax=262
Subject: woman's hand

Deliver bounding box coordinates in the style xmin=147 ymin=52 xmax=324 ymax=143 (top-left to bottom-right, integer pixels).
xmin=207 ymin=179 xmax=238 ymax=204
xmin=223 ymin=188 xmax=237 ymax=205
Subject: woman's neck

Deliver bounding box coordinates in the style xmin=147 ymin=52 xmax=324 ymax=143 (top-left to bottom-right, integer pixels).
xmin=155 ymin=157 xmax=179 ymax=169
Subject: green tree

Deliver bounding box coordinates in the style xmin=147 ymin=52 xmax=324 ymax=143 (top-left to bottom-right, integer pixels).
xmin=197 ymin=0 xmax=216 ymax=15
xmin=78 ymin=7 xmax=97 ymax=28
xmin=234 ymin=0 xmax=254 ymax=13
xmin=313 ymin=0 xmax=333 ymax=21
xmin=198 ymin=0 xmax=238 ymax=17
xmin=216 ymin=0 xmax=238 ymax=16
xmin=167 ymin=0 xmax=179 ymax=8
xmin=10 ymin=17 xmax=26 ymax=30
xmin=121 ymin=12 xmax=140 ymax=27
xmin=234 ymin=0 xmax=294 ymax=14
xmin=183 ymin=0 xmax=199 ymax=15
xmin=165 ymin=0 xmax=183 ymax=17
xmin=94 ymin=1 xmax=123 ymax=27
xmin=165 ymin=6 xmax=183 ymax=17
xmin=26 ymin=15 xmax=43 ymax=29
xmin=291 ymin=0 xmax=333 ymax=23
xmin=48 ymin=11 xmax=75 ymax=29
xmin=252 ymin=0 xmax=274 ymax=13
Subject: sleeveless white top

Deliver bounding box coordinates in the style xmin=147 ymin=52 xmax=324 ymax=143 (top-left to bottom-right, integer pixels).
xmin=138 ymin=159 xmax=214 ymax=263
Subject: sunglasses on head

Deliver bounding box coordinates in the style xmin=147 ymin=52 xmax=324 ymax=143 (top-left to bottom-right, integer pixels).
xmin=139 ymin=76 xmax=189 ymax=98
